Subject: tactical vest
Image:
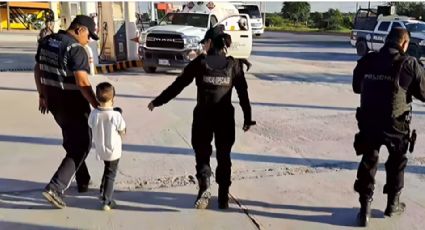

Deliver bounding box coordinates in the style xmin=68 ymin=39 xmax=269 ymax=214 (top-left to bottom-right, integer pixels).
xmin=197 ymin=57 xmax=235 ymax=106
xmin=37 ymin=32 xmax=84 ymax=91
xmin=359 ymin=52 xmax=411 ymax=129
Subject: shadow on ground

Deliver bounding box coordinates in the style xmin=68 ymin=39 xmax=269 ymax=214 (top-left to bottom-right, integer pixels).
xmin=0 ymin=178 xmax=371 ymax=228
xmin=1 ymin=134 xmax=425 ymax=175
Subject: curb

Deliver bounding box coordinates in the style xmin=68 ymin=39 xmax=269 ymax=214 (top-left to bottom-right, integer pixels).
xmin=0 ymin=67 xmax=34 ymax=72
xmin=95 ymin=60 xmax=143 ymax=74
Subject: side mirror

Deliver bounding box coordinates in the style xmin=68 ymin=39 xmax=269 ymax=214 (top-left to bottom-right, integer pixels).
xmin=149 ymin=21 xmax=158 ymax=27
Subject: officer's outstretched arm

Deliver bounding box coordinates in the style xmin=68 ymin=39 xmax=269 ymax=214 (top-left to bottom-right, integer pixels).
xmin=149 ymin=58 xmax=198 ymax=109
xmin=74 ymin=70 xmax=100 ymax=108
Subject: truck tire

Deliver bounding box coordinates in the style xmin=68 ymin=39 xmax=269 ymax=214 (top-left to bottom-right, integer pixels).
xmin=143 ymin=66 xmax=157 ymax=73
xmin=356 ymin=40 xmax=369 ymax=56
xmin=407 ymin=44 xmax=422 ymax=60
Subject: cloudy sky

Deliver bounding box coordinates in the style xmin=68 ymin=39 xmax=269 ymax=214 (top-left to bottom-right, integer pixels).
xmin=138 ymin=1 xmax=386 ymax=13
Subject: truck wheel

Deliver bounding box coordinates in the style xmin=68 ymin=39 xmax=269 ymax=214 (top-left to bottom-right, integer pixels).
xmin=407 ymin=44 xmax=422 ymax=60
xmin=143 ymin=66 xmax=157 ymax=73
xmin=356 ymin=40 xmax=369 ymax=56
xmin=255 ymin=33 xmax=261 ymax=37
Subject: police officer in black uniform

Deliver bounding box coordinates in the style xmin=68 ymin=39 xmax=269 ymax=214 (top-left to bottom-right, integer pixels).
xmin=352 ymin=27 xmax=425 ymax=226
xmin=34 ymin=15 xmax=100 ymax=208
xmin=148 ymin=26 xmax=255 ymax=209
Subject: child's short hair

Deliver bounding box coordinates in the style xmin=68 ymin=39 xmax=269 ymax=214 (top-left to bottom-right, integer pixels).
xmin=96 ymin=82 xmax=115 ymax=103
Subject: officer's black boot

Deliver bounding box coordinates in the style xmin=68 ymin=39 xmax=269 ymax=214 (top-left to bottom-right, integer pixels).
xmin=384 ymin=192 xmax=406 ymax=217
xmin=357 ymin=197 xmax=372 ymax=227
xmin=194 ymin=177 xmax=211 ymax=209
xmin=218 ymin=185 xmax=229 ymax=209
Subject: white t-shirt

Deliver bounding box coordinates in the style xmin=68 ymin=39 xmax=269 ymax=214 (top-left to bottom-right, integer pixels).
xmin=88 ymin=107 xmax=126 ymax=161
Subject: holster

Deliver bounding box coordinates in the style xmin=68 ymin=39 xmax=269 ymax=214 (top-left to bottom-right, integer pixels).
xmin=354 ymin=132 xmax=368 ymax=156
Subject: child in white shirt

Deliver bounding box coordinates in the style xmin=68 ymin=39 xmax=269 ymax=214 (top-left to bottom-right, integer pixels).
xmin=88 ymin=82 xmax=126 ymax=211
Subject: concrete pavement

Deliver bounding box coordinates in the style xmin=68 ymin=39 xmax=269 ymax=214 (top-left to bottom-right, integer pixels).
xmin=1 ymin=69 xmax=425 ymax=229
xmin=1 ymin=31 xmax=425 ymax=229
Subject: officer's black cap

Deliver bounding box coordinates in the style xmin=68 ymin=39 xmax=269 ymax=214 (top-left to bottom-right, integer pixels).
xmin=70 ymin=15 xmax=99 ymax=41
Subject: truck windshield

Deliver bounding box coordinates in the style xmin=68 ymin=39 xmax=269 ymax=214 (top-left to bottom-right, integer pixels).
xmin=159 ymin=13 xmax=209 ymax=28
xmin=237 ymin=5 xmax=261 ymax=19
xmin=404 ymin=22 xmax=425 ymax=33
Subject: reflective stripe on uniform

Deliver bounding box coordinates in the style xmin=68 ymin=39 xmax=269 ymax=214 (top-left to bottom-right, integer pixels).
xmin=39 ymin=64 xmax=73 ymax=77
xmin=41 ymin=77 xmax=79 ymax=90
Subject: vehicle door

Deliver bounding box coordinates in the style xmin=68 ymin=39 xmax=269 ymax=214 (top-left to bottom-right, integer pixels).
xmin=371 ymin=21 xmax=391 ymax=51
xmin=215 ymin=14 xmax=252 ymax=59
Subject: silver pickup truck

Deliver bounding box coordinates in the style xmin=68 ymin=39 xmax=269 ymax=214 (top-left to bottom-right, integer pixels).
xmin=138 ymin=3 xmax=253 ymax=73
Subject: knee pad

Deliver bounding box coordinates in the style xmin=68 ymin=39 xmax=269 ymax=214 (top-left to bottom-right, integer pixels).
xmin=354 ymin=179 xmax=375 ymax=197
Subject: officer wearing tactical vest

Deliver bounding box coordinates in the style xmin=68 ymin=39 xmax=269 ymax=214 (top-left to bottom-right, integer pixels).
xmin=34 ymin=15 xmax=100 ymax=208
xmin=352 ymin=27 xmax=425 ymax=226
xmin=148 ymin=26 xmax=255 ymax=209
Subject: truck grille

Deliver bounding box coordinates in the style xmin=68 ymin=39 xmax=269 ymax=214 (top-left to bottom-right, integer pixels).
xmin=146 ymin=34 xmax=184 ymax=49
xmin=251 ymin=22 xmax=263 ymax=28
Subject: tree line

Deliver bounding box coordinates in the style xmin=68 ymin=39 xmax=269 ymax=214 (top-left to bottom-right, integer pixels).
xmin=266 ymin=2 xmax=425 ymax=31
xmin=392 ymin=2 xmax=425 ymax=20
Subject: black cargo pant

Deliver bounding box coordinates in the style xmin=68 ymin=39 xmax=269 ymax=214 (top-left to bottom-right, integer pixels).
xmin=354 ymin=131 xmax=409 ymax=199
xmin=45 ymin=87 xmax=92 ymax=194
xmin=191 ymin=105 xmax=235 ymax=188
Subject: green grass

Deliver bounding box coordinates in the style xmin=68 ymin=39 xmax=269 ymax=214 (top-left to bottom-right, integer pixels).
xmin=325 ymin=28 xmax=351 ymax=33
xmin=266 ymin=26 xmax=319 ymax=32
xmin=265 ymin=26 xmax=350 ymax=35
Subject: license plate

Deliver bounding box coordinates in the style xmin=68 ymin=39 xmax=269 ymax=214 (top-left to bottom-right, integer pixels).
xmin=158 ymin=59 xmax=170 ymax=66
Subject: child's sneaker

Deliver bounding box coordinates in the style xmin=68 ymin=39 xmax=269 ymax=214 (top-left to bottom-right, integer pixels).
xmin=102 ymin=200 xmax=117 ymax=211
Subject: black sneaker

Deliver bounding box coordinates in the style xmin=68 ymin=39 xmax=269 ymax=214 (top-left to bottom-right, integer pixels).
xmin=218 ymin=186 xmax=229 ymax=209
xmin=42 ymin=189 xmax=66 ymax=209
xmin=218 ymin=200 xmax=229 ymax=209
xmin=77 ymin=184 xmax=89 ymax=193
xmin=78 ymin=180 xmax=92 ymax=193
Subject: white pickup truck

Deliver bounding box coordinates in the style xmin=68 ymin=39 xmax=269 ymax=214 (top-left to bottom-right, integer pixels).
xmin=138 ymin=2 xmax=253 ymax=73
xmin=351 ymin=8 xmax=425 ymax=59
